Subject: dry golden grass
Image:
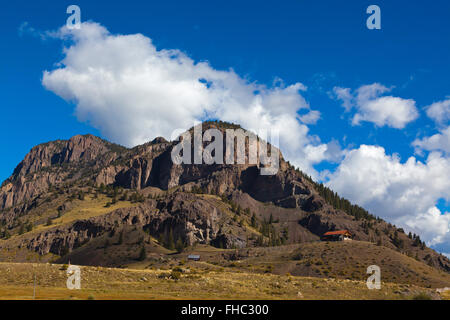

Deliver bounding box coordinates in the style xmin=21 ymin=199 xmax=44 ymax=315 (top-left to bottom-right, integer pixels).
xmin=442 ymin=290 xmax=450 ymax=300
xmin=0 ymin=195 xmax=138 ymax=263
xmin=279 ymin=241 xmax=450 ymax=288
xmin=28 ymin=195 xmax=136 ymax=234
xmin=0 ymin=262 xmax=443 ymax=300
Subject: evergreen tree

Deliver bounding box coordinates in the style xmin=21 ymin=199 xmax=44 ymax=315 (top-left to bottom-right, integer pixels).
xmin=167 ymin=228 xmax=175 ymax=250
xmin=413 ymin=235 xmax=422 ymax=247
xmin=118 ymin=230 xmax=124 ymax=245
xmin=138 ymin=245 xmax=146 ymax=261
xmin=255 ymin=235 xmax=264 ymax=247
xmin=18 ymin=223 xmax=25 ymax=235
xmin=251 ymin=213 xmax=257 ymax=228
xmin=175 ymin=238 xmax=185 ymax=253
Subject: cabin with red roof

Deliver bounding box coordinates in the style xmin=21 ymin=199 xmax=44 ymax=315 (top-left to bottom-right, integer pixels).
xmin=321 ymin=230 xmax=353 ymax=241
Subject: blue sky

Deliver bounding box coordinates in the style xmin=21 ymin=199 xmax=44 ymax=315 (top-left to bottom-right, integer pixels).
xmin=1 ymin=0 xmax=449 ymax=253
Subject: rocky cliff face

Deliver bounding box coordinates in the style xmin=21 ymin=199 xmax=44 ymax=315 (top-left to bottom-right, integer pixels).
xmin=0 ymin=124 xmax=315 ymax=213
xmin=0 ymin=134 xmax=123 ymax=210
xmin=8 ymin=134 xmax=111 ymax=180
xmin=1 ymin=121 xmax=449 ymax=273
xmin=17 ymin=193 xmax=247 ymax=256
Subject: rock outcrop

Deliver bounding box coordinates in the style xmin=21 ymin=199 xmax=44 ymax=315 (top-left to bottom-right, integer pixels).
xmin=0 ymin=134 xmax=123 ymax=210
xmin=1 ymin=121 xmax=449 ymax=274
xmin=0 ymin=125 xmax=318 ymax=213
xmin=17 ymin=193 xmax=248 ymax=255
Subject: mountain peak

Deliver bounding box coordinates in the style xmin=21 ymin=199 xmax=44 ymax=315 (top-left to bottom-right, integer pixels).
xmin=0 ymin=125 xmax=449 ymax=277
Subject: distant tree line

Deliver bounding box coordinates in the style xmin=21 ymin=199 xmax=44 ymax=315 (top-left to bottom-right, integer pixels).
xmin=300 ymin=172 xmax=376 ymax=221
xmin=157 ymin=226 xmax=187 ymax=253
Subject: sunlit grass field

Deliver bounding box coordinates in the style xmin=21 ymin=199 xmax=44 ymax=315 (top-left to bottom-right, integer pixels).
xmin=0 ymin=262 xmax=445 ymax=300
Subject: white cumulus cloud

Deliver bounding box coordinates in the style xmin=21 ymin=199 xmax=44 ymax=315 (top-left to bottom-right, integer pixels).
xmin=299 ymin=110 xmax=321 ymax=125
xmin=413 ymin=126 xmax=450 ymax=156
xmin=333 ymin=87 xmax=353 ymax=112
xmin=326 ymin=145 xmax=450 ymax=246
xmin=333 ymin=83 xmax=419 ymax=129
xmin=426 ymin=99 xmax=450 ymax=125
xmin=41 ymin=22 xmax=338 ymax=178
